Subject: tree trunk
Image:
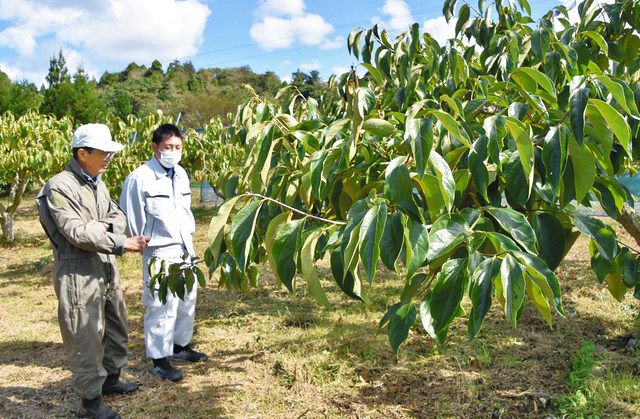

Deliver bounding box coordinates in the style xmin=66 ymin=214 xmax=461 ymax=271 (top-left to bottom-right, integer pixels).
xmin=1 ymin=175 xmax=29 ymax=243
xmin=1 ymin=211 xmax=13 ymax=242
xmin=617 ymin=203 xmax=640 ymax=248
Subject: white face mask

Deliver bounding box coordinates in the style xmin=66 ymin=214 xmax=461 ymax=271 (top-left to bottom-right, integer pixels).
xmin=159 ymin=151 xmax=182 ymax=168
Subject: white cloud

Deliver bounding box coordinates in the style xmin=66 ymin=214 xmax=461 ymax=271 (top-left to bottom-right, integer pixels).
xmin=320 ymin=35 xmax=344 ymax=50
xmin=331 ymin=66 xmax=349 ymax=76
xmin=255 ymin=0 xmax=304 ymax=17
xmin=280 ymin=74 xmax=292 ymax=83
xmin=250 ymin=0 xmax=336 ymax=50
xmin=381 ymin=0 xmax=415 ymax=31
xmin=0 ymin=0 xmax=211 ymax=83
xmin=0 ymin=27 xmax=37 ymax=55
xmin=422 ymin=15 xmax=457 ymax=46
xmin=300 ymin=59 xmax=321 ymax=71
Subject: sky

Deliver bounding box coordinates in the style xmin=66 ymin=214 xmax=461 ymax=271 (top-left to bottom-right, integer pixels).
xmin=0 ymin=0 xmax=570 ymax=86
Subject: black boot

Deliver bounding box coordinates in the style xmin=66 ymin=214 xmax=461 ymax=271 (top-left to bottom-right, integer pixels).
xmin=102 ymin=369 xmax=139 ymax=395
xmin=81 ymin=395 xmax=120 ymax=419
xmin=152 ymin=357 xmax=183 ymax=382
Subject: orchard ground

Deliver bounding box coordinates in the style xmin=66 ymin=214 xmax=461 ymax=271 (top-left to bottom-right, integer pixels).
xmin=1 ymin=192 xmax=639 ymax=418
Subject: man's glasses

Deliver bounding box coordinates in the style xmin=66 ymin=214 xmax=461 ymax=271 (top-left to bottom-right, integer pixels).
xmin=102 ymin=152 xmax=115 ymax=162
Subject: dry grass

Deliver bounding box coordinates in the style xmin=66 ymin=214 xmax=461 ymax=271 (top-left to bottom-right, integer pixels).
xmin=1 ymin=196 xmax=639 ymax=418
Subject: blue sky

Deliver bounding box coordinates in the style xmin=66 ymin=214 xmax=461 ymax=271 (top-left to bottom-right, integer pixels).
xmin=0 ymin=0 xmax=567 ymax=86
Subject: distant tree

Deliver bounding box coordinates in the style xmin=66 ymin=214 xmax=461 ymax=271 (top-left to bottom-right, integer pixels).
xmin=108 ymin=88 xmax=133 ymax=119
xmin=290 ymin=69 xmax=327 ymax=98
xmin=69 ymin=66 xmax=105 ymax=123
xmin=148 ymin=59 xmax=163 ymax=75
xmin=0 ymin=71 xmax=13 ymax=111
xmin=256 ymin=71 xmax=283 ymax=97
xmin=98 ymin=71 xmax=119 ymax=87
xmin=120 ymin=62 xmax=147 ymax=81
xmin=41 ymin=52 xmax=105 ymax=123
xmin=3 ymin=81 xmax=42 ymax=116
xmin=45 ymin=49 xmax=71 ymax=88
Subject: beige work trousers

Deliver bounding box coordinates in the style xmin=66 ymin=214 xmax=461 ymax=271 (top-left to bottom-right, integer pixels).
xmin=52 ymin=255 xmax=128 ymax=399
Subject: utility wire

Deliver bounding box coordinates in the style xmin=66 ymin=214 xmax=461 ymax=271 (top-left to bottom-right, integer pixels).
xmin=194 ymin=0 xmax=562 ymax=68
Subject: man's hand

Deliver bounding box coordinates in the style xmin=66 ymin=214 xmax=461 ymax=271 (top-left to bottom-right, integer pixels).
xmin=124 ymin=236 xmax=150 ymax=253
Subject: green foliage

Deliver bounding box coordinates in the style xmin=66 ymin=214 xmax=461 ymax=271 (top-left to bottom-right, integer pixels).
xmin=148 ymin=256 xmax=206 ymax=304
xmin=189 ymin=0 xmax=640 ymax=353
xmin=0 ymin=110 xmax=73 ymax=240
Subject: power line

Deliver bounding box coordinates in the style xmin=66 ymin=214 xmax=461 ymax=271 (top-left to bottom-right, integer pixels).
xmin=192 ymin=6 xmax=444 ymax=59
xmin=194 ymin=0 xmax=561 ymax=68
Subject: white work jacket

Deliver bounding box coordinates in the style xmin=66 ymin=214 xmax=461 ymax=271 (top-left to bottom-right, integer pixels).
xmin=120 ymin=157 xmax=196 ymax=257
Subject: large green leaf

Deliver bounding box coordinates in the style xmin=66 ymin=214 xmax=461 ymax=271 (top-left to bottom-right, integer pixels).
xmin=380 ymin=212 xmax=403 ymax=270
xmin=403 ymin=216 xmax=429 ymax=278
xmin=580 ymin=31 xmax=608 ymax=55
xmin=363 ymin=118 xmax=396 ymax=137
xmin=503 ymin=151 xmax=528 ymax=208
xmin=512 ymin=67 xmax=556 ymax=98
xmin=588 ymin=99 xmax=631 ymax=155
xmin=541 ymin=126 xmax=569 ymax=193
xmin=272 ymin=218 xmax=304 ymax=292
xmin=486 ymin=207 xmax=537 ymax=254
xmin=532 ymin=212 xmax=566 ymax=270
xmin=248 ymin=125 xmax=277 ymax=192
xmin=330 ymin=249 xmax=363 ymax=300
xmin=429 ymin=150 xmax=455 ymax=213
xmin=524 ymin=271 xmax=553 ymax=327
xmin=505 ymin=118 xmax=534 ymax=198
xmin=359 ymin=202 xmax=388 ymax=283
xmin=208 ymin=195 xmax=244 ymax=260
xmin=229 ymin=199 xmax=263 ymax=271
xmin=569 ymin=86 xmax=589 ymax=145
xmin=595 ymin=75 xmax=632 ymax=116
xmin=265 ymin=212 xmax=289 ymax=286
xmin=469 ymin=257 xmax=500 ymax=339
xmin=468 ymin=136 xmax=489 ymax=201
xmin=385 ymin=156 xmax=421 ymax=220
xmin=300 ymin=229 xmax=332 ymax=309
xmin=430 ymin=110 xmax=471 ymax=146
xmin=420 ymin=258 xmax=468 ymax=343
xmin=568 ymin=136 xmax=596 ymax=202
xmin=405 ymin=117 xmax=433 ymax=178
xmin=499 ymin=254 xmax=525 ymax=326
xmin=426 ymin=214 xmax=468 ymax=262
xmin=514 ymin=251 xmax=564 ymax=315
xmin=573 ymin=214 xmax=618 ymax=261
xmin=382 ymin=302 xmax=417 ymax=354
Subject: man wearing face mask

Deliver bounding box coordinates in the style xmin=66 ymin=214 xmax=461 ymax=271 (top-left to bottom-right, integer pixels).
xmin=120 ymin=123 xmax=208 ymax=383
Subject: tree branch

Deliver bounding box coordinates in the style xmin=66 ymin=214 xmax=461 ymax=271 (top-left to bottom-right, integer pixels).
xmin=617 ymin=203 xmax=640 ymax=249
xmin=245 ymin=192 xmax=347 ymax=225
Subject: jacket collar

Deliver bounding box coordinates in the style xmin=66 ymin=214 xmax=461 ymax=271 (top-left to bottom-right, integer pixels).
xmin=148 ymin=156 xmax=179 ymax=180
xmin=67 ymin=157 xmax=100 ymax=187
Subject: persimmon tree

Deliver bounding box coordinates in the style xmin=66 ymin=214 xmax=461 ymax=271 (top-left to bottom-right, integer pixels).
xmin=0 ymin=111 xmax=72 ymax=241
xmin=151 ymin=0 xmax=640 ymax=351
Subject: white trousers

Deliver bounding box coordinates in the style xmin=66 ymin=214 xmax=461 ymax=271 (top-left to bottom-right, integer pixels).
xmin=142 ymin=248 xmax=197 ymax=359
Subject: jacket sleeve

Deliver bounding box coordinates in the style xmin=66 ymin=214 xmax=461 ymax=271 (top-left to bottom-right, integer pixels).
xmin=99 ymin=184 xmax=127 ymax=235
xmin=119 ymin=174 xmax=146 ymax=237
xmin=44 ymin=187 xmax=126 ymax=255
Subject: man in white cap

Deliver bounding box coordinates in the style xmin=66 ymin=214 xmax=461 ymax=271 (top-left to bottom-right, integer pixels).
xmin=37 ymin=123 xmax=150 ymax=419
xmin=120 ymin=123 xmax=207 ymax=384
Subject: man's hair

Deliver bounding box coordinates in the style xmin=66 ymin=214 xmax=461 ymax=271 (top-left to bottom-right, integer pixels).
xmin=72 ymin=147 xmax=95 ymax=160
xmin=152 ymin=123 xmax=184 ymax=144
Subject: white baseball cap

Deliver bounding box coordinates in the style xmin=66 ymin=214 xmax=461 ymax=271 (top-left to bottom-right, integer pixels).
xmin=71 ymin=123 xmax=124 ymax=152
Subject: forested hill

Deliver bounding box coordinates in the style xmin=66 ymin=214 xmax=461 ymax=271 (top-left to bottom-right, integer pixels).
xmin=0 ymin=50 xmax=330 ymax=128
